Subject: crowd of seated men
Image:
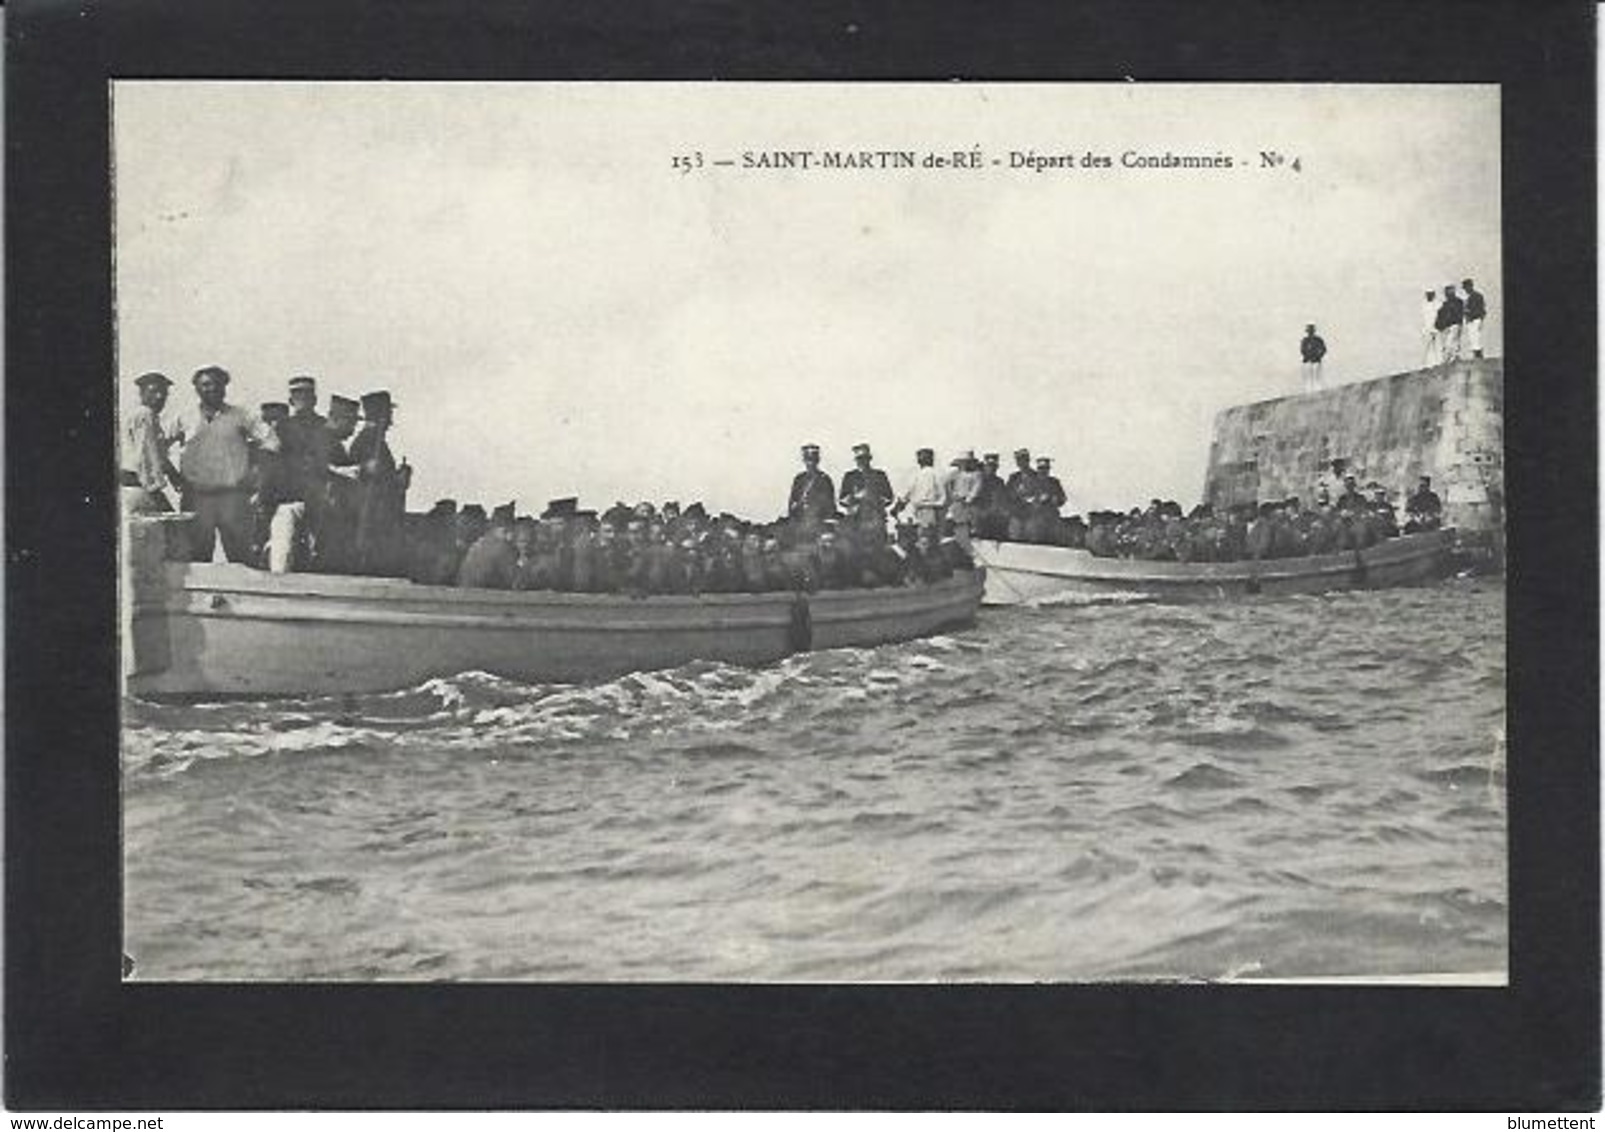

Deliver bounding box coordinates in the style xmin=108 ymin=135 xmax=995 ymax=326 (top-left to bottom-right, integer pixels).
xmin=403 ymin=498 xmax=976 ymax=596
xmin=1074 ymin=475 xmax=1444 ymax=563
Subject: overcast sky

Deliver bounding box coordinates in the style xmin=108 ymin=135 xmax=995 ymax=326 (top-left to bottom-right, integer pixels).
xmin=113 ymin=82 xmax=1500 ymax=517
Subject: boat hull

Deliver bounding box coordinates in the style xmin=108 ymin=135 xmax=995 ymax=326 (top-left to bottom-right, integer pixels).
xmin=123 ymin=527 xmax=984 ymax=698
xmin=974 ymin=529 xmax=1458 ymax=605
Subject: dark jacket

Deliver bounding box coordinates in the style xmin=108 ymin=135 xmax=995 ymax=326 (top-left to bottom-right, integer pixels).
xmin=1300 ymin=334 xmax=1327 ymax=363
xmin=787 ymin=470 xmax=837 ymax=522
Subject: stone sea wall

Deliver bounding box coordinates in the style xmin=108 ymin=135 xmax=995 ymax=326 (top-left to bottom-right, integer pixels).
xmin=1203 ymin=359 xmax=1505 ymax=533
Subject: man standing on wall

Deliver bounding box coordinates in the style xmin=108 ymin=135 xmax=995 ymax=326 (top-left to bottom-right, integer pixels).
xmin=1300 ymin=324 xmax=1327 ymax=392
xmin=1420 ymin=289 xmax=1442 ymax=367
xmin=1461 ymin=278 xmax=1487 ymax=359
xmin=1435 ymin=284 xmax=1465 ymax=364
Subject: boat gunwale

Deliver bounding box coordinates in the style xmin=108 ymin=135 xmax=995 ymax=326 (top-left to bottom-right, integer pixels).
xmin=155 ymin=562 xmax=985 ymax=609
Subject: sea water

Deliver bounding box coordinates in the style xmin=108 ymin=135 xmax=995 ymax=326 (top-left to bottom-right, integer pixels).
xmin=122 ymin=576 xmax=1506 ymax=981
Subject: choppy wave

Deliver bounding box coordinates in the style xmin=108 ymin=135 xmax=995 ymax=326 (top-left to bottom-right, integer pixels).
xmin=122 ymin=576 xmax=1507 ymax=981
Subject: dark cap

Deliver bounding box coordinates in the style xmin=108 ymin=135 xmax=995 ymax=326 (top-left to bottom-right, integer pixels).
xmin=542 ymin=497 xmax=579 ymax=519
xmin=328 ymin=395 xmax=359 ymax=414
xmin=259 ymin=401 xmax=289 ymax=420
xmin=1013 ymin=447 xmax=1030 ymax=459
xmin=360 ymin=391 xmax=396 ymax=418
xmin=192 ymin=365 xmax=230 ymax=385
xmin=491 ymin=502 xmax=516 ymax=524
xmin=852 ymin=443 xmax=872 ymax=458
xmin=288 ymin=375 xmax=317 ymax=392
xmin=134 ymin=371 xmax=173 ymax=389
xmin=429 ymin=498 xmax=458 ymax=514
xmin=916 ymin=447 xmax=934 ymax=458
xmin=801 ymin=443 xmax=821 ymax=457
xmin=460 ymin=503 xmax=487 ymax=520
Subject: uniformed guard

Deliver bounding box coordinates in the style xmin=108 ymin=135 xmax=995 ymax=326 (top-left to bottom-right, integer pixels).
xmin=314 ymin=394 xmax=362 ymax=573
xmin=350 ymin=390 xmax=412 ymax=576
xmin=838 ymin=442 xmax=895 ymax=539
xmin=974 ymin=452 xmax=1008 ymax=540
xmin=265 ymin=375 xmax=335 ymax=573
xmin=1005 ymin=448 xmax=1036 ymax=540
xmin=787 ymin=443 xmax=836 ymax=542
xmin=1027 ymin=456 xmax=1067 ymax=544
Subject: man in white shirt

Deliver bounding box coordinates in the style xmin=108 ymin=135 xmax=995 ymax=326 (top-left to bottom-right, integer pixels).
xmin=1420 ymin=289 xmax=1442 ymax=367
xmin=894 ymin=447 xmax=947 ymax=536
xmin=121 ymin=371 xmax=181 ymax=515
xmin=169 ymin=365 xmax=280 ymax=563
xmin=944 ymin=450 xmax=984 ymax=552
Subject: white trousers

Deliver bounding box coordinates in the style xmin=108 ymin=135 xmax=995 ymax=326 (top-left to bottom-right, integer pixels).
xmin=1301 ymin=361 xmax=1324 ymax=393
xmin=267 ymin=501 xmax=307 ymax=573
xmin=1464 ymin=318 xmax=1484 ymax=355
xmin=1423 ymin=329 xmax=1443 ymax=367
xmin=1439 ymin=324 xmax=1462 ymax=363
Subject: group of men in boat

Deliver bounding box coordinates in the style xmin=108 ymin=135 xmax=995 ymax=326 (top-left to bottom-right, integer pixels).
xmin=120 ymin=368 xmax=411 ymax=573
xmin=787 ymin=443 xmax=1070 ymax=551
xmin=119 ymin=371 xmax=975 ymax=592
xmin=1077 ymin=473 xmax=1443 ymax=563
xmin=408 ymin=497 xmax=973 ymax=595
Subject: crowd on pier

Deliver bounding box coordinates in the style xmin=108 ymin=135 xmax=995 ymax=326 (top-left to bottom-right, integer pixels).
xmin=122 ymin=367 xmax=1446 ymax=592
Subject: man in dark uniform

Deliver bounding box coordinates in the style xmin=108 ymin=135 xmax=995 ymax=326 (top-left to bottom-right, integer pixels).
xmin=267 ymin=375 xmax=335 ymax=572
xmin=1300 ymin=324 xmax=1328 ymax=392
xmin=350 ymin=390 xmax=412 ymax=576
xmin=1027 ymin=456 xmax=1067 ymax=544
xmin=1005 ymin=448 xmax=1036 ymax=541
xmin=838 ymin=442 xmax=895 ymax=540
xmin=1436 ymin=285 xmax=1466 ymax=363
xmin=1462 ymin=278 xmax=1488 ymax=358
xmin=315 ymin=394 xmax=362 ymax=573
xmin=1405 ymin=475 xmax=1444 ymax=532
xmin=974 ymin=452 xmax=1009 ymax=540
xmin=787 ymin=443 xmax=836 ymax=542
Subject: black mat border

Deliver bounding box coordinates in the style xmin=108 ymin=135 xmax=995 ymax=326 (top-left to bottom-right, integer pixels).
xmin=6 ymin=0 xmax=1598 ymax=1111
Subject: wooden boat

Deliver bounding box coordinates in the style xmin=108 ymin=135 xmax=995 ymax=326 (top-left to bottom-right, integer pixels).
xmin=973 ymin=528 xmax=1458 ymax=605
xmin=121 ymin=516 xmax=985 ymax=699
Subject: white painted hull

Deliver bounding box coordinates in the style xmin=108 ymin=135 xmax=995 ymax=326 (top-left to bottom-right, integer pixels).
xmin=974 ymin=530 xmax=1458 ymax=606
xmin=123 ymin=519 xmax=984 ymax=698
